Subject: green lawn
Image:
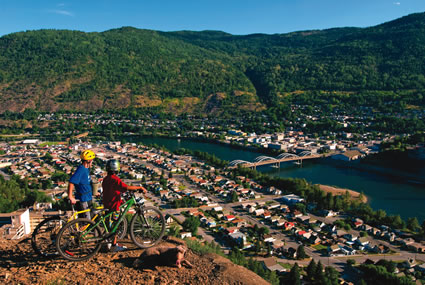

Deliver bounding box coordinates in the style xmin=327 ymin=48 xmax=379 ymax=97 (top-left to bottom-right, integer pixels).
xmin=313 ymin=244 xmax=328 ymax=251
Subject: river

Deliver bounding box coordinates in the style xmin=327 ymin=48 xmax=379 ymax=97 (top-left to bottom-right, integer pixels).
xmin=132 ymin=136 xmax=425 ymax=222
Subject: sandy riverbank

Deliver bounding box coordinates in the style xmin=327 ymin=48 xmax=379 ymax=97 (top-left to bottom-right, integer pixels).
xmin=317 ymin=184 xmax=368 ymax=203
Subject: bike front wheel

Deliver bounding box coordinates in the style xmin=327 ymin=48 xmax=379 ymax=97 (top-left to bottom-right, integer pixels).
xmin=31 ymin=216 xmax=65 ymax=257
xmin=56 ymin=218 xmax=102 ymax=261
xmin=130 ymin=206 xmax=165 ymax=248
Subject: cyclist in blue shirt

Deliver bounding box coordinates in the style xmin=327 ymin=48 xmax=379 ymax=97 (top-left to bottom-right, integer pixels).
xmin=68 ymin=149 xmax=96 ymax=219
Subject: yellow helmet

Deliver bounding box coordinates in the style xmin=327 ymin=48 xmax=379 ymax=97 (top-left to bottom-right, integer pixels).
xmin=80 ymin=149 xmax=95 ymax=161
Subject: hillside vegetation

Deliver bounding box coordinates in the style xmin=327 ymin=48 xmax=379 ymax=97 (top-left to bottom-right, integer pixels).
xmin=1 ymin=13 xmax=425 ymax=113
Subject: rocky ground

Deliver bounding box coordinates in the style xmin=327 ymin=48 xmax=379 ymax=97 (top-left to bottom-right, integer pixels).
xmin=0 ymin=236 xmax=270 ymax=285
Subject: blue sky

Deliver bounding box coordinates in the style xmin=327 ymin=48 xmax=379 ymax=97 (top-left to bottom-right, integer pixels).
xmin=1 ymin=0 xmax=425 ymax=36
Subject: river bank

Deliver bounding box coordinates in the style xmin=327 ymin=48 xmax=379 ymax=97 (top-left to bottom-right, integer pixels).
xmin=318 ymin=184 xmax=368 ymax=203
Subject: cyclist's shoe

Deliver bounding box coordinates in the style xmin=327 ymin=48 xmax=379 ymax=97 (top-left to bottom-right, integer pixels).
xmin=111 ymin=244 xmax=127 ymax=252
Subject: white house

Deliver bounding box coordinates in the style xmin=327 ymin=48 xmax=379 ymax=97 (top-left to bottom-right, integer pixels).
xmin=281 ymin=194 xmax=304 ymax=204
xmin=0 ymin=209 xmax=31 ymax=239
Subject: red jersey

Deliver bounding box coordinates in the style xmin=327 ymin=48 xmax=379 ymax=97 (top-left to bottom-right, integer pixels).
xmin=102 ymin=174 xmax=128 ymax=211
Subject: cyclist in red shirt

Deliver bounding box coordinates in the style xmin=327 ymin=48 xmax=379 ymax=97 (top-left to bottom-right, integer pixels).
xmin=102 ymin=159 xmax=147 ymax=251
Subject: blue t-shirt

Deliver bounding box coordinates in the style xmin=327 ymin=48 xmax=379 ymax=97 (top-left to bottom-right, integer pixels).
xmin=69 ymin=165 xmax=92 ymax=202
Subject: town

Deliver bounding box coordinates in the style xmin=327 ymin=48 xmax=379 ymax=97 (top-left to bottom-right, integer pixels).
xmin=1 ymin=138 xmax=424 ymax=284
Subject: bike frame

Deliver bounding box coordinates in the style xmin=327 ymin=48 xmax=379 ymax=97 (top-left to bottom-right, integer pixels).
xmin=66 ymin=205 xmax=104 ymax=223
xmin=81 ymin=196 xmax=137 ymax=241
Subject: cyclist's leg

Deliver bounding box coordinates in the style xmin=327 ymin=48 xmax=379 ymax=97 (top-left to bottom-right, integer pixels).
xmin=76 ymin=201 xmax=92 ymax=220
xmin=108 ymin=211 xmax=126 ymax=251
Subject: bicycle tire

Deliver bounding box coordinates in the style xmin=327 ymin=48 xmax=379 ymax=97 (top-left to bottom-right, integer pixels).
xmin=116 ymin=217 xmax=128 ymax=240
xmin=31 ymin=216 xmax=65 ymax=257
xmin=130 ymin=206 xmax=165 ymax=249
xmin=56 ymin=218 xmax=102 ymax=261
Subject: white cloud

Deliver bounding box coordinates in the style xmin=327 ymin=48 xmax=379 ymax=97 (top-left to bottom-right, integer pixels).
xmin=48 ymin=9 xmax=74 ymax=17
xmin=393 ymin=2 xmax=401 ymax=5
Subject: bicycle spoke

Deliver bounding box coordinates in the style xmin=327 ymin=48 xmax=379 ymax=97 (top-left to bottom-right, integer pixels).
xmin=56 ymin=219 xmax=101 ymax=261
xmin=32 ymin=217 xmax=64 ymax=257
xmin=130 ymin=206 xmax=165 ymax=248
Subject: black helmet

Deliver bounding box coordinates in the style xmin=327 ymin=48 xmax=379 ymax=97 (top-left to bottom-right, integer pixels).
xmin=106 ymin=159 xmax=120 ymax=172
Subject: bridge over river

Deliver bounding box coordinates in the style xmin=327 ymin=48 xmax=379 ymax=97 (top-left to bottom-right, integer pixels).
xmin=229 ymin=151 xmax=324 ymax=169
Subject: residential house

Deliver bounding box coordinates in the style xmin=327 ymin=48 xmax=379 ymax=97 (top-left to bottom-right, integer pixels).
xmin=328 ymin=244 xmax=341 ymax=256
xmin=231 ymin=218 xmax=247 ymax=228
xmin=207 ymin=219 xmax=217 ymax=228
xmin=309 ymin=236 xmax=322 ymax=245
xmin=318 ymin=209 xmax=338 ymax=217
xmin=275 ymin=219 xmax=286 ymax=227
xmin=229 ymin=232 xmax=247 ymax=247
xmin=356 ymin=237 xmax=370 ymax=247
xmin=297 ymin=230 xmax=312 ymax=240
xmin=254 ymin=209 xmax=265 ymax=216
xmin=291 ymin=210 xmax=303 ymax=219
xmin=225 ymin=227 xmax=239 ymax=235
xmin=262 ymin=211 xmax=271 ymax=219
xmin=224 ymin=215 xmax=236 ymax=222
xmin=164 ymin=214 xmax=174 ymax=225
xmin=0 ymin=209 xmax=31 ymax=239
xmin=283 ymin=222 xmax=295 ymax=231
xmin=296 ymin=215 xmax=310 ymax=224
xmin=264 ymin=234 xmax=276 ymax=243
xmin=270 ymin=216 xmax=280 ymax=223
xmin=262 ymin=257 xmax=286 ymax=273
xmin=281 ymin=194 xmax=304 ymax=205
xmin=188 ymin=209 xmax=200 ymax=216
xmin=367 ymin=227 xmax=381 ymax=236
xmin=267 ymin=202 xmax=281 ymax=210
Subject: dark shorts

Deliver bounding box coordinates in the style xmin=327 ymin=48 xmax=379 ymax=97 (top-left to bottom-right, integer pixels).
xmin=76 ymin=200 xmax=93 ymax=220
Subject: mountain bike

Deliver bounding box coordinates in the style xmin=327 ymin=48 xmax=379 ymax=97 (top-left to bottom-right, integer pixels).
xmin=55 ymin=191 xmax=165 ymax=261
xmin=31 ymin=203 xmax=128 ymax=258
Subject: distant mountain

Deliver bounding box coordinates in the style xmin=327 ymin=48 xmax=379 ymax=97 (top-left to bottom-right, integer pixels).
xmin=1 ymin=12 xmax=425 ymax=113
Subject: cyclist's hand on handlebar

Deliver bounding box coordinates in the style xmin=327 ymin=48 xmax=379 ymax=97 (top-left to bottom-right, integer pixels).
xmin=139 ymin=186 xmax=147 ymax=194
xmin=69 ymin=197 xmax=77 ymax=205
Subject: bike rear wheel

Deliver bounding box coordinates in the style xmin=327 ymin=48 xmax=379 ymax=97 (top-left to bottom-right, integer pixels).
xmin=56 ymin=218 xmax=102 ymax=261
xmin=31 ymin=216 xmax=65 ymax=257
xmin=130 ymin=206 xmax=165 ymax=248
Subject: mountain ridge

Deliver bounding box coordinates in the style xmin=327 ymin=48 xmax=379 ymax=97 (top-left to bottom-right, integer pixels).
xmin=1 ymin=12 xmax=425 ymax=114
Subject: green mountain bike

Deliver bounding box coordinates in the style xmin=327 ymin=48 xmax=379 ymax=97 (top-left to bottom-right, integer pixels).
xmin=31 ymin=204 xmax=128 ymax=258
xmin=55 ymin=191 xmax=165 ymax=261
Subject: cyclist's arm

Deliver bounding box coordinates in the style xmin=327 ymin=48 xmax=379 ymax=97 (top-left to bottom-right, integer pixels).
xmin=126 ymin=185 xmax=147 ymax=194
xmin=68 ymin=182 xmax=77 ymax=204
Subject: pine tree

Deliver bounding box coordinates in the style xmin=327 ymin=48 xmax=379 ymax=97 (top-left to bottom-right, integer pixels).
xmin=288 ymin=263 xmax=301 ymax=285
xmin=324 ymin=266 xmax=340 ymax=285
xmin=297 ymin=245 xmax=307 ymax=259
xmin=306 ymin=259 xmax=317 ymax=281
xmin=315 ymin=261 xmax=325 ymax=284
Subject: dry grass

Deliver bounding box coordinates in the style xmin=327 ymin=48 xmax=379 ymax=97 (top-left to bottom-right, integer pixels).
xmin=317 ymin=184 xmax=367 ymax=203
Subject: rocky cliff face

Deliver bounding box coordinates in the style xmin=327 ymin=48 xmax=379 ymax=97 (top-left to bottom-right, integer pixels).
xmin=0 ymin=237 xmax=270 ymax=285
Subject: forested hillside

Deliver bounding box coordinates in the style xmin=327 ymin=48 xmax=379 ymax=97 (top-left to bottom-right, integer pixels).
xmin=1 ymin=12 xmax=425 ymax=113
